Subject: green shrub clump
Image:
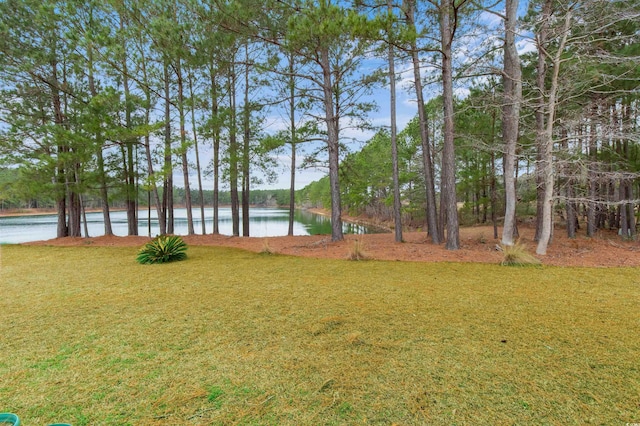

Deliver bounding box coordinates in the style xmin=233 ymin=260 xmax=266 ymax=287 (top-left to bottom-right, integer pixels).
xmin=137 ymin=235 xmax=188 ymax=264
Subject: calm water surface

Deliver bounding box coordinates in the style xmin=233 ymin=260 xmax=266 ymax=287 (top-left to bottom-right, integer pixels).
xmin=0 ymin=208 xmax=378 ymax=244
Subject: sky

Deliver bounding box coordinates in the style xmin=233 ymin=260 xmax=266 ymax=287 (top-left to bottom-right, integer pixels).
xmin=180 ymin=55 xmax=426 ymax=193
xmin=255 ymin=67 xmax=423 ymax=190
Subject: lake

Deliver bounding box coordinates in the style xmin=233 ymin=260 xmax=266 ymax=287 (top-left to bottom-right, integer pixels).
xmin=0 ymin=208 xmax=380 ymax=244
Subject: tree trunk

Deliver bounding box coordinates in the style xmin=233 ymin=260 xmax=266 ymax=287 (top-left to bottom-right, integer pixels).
xmin=176 ymin=60 xmax=195 ymax=235
xmin=389 ymin=0 xmax=403 ymax=243
xmin=618 ymin=179 xmax=629 ymax=238
xmin=211 ymin=67 xmax=220 ymax=235
xmin=188 ymin=71 xmax=206 ymax=234
xmin=404 ymin=0 xmax=440 ymax=244
xmin=320 ymin=45 xmax=343 ymax=242
xmin=586 ymin=100 xmax=598 ymax=237
xmin=61 ymin=59 xmax=81 ymax=238
xmin=87 ymin=41 xmax=113 ymax=236
xmin=140 ymin=45 xmax=165 ymax=236
xmin=623 ymin=102 xmax=636 ymax=239
xmin=490 ymin=151 xmax=498 ymax=239
xmin=627 ymin=180 xmax=636 ymax=239
xmin=242 ymin=46 xmax=251 ymax=237
xmin=56 ymin=191 xmax=67 ymax=238
xmin=563 ymin=129 xmax=576 ymax=238
xmin=121 ymin=16 xmax=137 ymax=236
xmin=50 ymin=51 xmax=68 ymax=238
xmin=228 ymin=67 xmax=240 ymax=237
xmin=534 ymin=0 xmax=553 ymax=242
xmin=67 ymin=165 xmax=82 ymax=237
xmin=481 ymin=160 xmax=488 ymax=224
xmin=439 ymin=0 xmax=460 ymax=250
xmin=80 ymin=194 xmax=89 ymax=237
xmin=163 ymin=60 xmax=174 ymax=234
xmin=287 ymin=53 xmax=296 ymax=236
xmin=536 ymin=8 xmax=572 ymax=255
xmin=501 ymin=0 xmax=522 ymax=246
xmin=95 ymin=146 xmax=113 ymax=235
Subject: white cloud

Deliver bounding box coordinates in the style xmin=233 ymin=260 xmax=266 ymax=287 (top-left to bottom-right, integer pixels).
xmin=517 ymin=38 xmax=537 ymax=56
xmin=478 ymin=10 xmax=504 ymax=31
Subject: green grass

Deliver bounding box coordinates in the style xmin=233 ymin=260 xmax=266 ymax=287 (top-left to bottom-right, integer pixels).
xmin=1 ymin=245 xmax=639 ymax=425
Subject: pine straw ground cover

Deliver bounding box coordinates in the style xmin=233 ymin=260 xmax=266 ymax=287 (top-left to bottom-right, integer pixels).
xmin=1 ymin=245 xmax=639 ymax=425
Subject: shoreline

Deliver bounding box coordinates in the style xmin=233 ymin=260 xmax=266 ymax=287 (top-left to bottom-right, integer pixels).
xmin=0 ymin=207 xmax=392 ymax=232
xmin=0 ymin=205 xmax=274 ymax=218
xmin=306 ymin=207 xmax=393 ymax=233
xmin=0 ymin=208 xmax=56 ymax=217
xmin=1 ymin=206 xmax=393 ymax=246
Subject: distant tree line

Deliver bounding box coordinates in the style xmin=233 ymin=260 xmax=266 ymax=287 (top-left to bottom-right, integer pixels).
xmin=300 ymin=0 xmax=640 ymax=254
xmin=0 ymin=170 xmax=291 ymax=210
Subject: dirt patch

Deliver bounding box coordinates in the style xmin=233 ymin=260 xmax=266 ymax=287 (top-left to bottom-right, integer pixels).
xmin=24 ymin=225 xmax=640 ymax=268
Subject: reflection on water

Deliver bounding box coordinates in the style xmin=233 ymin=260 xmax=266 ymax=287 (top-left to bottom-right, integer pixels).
xmin=293 ymin=210 xmax=374 ymax=235
xmin=0 ymin=208 xmax=384 ymax=244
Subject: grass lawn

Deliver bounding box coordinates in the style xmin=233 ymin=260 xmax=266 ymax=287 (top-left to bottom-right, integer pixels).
xmin=1 ymin=244 xmax=639 ymax=425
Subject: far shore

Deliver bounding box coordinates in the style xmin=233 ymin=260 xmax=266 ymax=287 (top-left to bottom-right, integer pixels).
xmin=0 ymin=205 xmax=271 ymax=218
xmin=0 ymin=208 xmax=122 ymax=218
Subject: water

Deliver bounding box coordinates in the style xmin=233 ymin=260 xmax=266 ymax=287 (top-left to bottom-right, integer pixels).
xmin=0 ymin=208 xmax=380 ymax=244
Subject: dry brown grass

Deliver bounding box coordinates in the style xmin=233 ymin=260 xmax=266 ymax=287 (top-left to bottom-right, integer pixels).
xmin=260 ymin=238 xmax=275 ymax=255
xmin=500 ymin=240 xmax=542 ymax=266
xmin=1 ymin=245 xmax=639 ymax=425
xmin=347 ymin=239 xmax=370 ymax=261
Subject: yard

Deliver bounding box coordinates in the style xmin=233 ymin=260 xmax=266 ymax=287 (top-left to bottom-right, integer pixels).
xmin=1 ymin=244 xmax=639 ymax=424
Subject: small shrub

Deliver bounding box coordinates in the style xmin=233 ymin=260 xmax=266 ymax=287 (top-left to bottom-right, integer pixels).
xmin=260 ymin=238 xmax=275 ymax=255
xmin=347 ymin=239 xmax=369 ymax=261
xmin=136 ymin=235 xmax=188 ymax=264
xmin=500 ymin=241 xmax=541 ymax=266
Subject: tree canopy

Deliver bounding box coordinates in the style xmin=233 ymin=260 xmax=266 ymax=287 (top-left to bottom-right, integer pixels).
xmin=1 ymin=0 xmax=639 ymax=250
